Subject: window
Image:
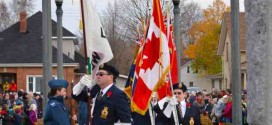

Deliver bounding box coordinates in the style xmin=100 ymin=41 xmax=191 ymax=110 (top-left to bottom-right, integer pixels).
xmin=28 ymin=77 xmax=34 ymax=92
xmin=212 ymin=80 xmax=215 ymax=88
xmin=187 ymin=66 xmax=190 ymax=73
xmin=189 ymin=82 xmax=193 ymax=87
xmin=27 ymin=76 xmax=56 ymax=92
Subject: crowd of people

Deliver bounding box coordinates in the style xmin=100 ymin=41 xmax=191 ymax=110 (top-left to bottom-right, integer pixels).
xmin=0 ymin=90 xmax=43 ymax=125
xmin=0 ymin=63 xmax=248 ymax=125
xmin=184 ymin=88 xmax=248 ymax=125
xmin=133 ymin=84 xmax=248 ymax=125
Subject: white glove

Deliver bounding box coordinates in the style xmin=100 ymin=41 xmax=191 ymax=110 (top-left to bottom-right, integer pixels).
xmin=73 ymin=82 xmax=84 ymax=96
xmin=158 ymin=96 xmax=171 ymax=110
xmin=73 ymin=75 xmax=94 ymax=96
xmin=169 ymin=97 xmax=178 ymax=106
xmin=79 ymin=75 xmax=94 ymax=88
xmin=164 ymin=97 xmax=178 ymax=118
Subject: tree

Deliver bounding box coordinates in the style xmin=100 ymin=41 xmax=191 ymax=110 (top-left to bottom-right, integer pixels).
xmin=184 ymin=0 xmax=227 ymax=75
xmin=0 ymin=0 xmax=33 ymax=32
xmin=100 ymin=0 xmax=203 ymax=75
xmin=0 ymin=1 xmax=11 ymax=31
xmin=180 ymin=1 xmax=203 ymax=45
xmin=9 ymin=0 xmax=34 ymax=19
xmin=102 ymin=0 xmax=135 ymax=75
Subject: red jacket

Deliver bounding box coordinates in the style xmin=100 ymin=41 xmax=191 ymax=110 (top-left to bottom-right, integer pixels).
xmin=9 ymin=83 xmax=17 ymax=92
xmin=222 ymin=102 xmax=232 ymax=118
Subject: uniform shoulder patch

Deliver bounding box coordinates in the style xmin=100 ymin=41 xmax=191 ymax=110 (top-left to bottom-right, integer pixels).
xmin=50 ymin=102 xmax=56 ymax=107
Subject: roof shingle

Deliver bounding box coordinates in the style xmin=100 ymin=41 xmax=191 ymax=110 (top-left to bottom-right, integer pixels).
xmin=0 ymin=11 xmax=76 ymax=64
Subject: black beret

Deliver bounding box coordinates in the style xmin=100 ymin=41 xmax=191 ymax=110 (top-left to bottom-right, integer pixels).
xmin=173 ymin=82 xmax=187 ymax=92
xmin=48 ymin=79 xmax=68 ymax=89
xmin=99 ymin=63 xmax=119 ymax=78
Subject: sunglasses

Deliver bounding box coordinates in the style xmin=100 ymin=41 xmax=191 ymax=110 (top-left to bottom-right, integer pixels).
xmin=96 ymin=72 xmax=110 ymax=77
xmin=174 ymin=92 xmax=182 ymax=95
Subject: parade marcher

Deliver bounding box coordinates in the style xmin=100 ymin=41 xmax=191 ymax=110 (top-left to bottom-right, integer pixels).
xmin=43 ymin=79 xmax=70 ymax=125
xmin=153 ymin=83 xmax=201 ymax=125
xmin=73 ymin=63 xmax=132 ymax=125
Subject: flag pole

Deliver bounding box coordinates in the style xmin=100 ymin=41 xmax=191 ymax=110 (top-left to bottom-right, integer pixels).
xmin=166 ymin=1 xmax=179 ymax=125
xmin=79 ymin=0 xmax=92 ymax=124
xmin=168 ymin=72 xmax=180 ymax=125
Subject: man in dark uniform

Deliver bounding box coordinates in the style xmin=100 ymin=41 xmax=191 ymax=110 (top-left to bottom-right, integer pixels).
xmin=73 ymin=63 xmax=132 ymax=125
xmin=154 ymin=83 xmax=201 ymax=125
xmin=44 ymin=79 xmax=70 ymax=125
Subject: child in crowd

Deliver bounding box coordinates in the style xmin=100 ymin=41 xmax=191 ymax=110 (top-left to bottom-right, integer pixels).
xmin=29 ymin=104 xmax=38 ymax=125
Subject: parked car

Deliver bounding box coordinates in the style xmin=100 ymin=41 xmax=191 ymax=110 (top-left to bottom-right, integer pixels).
xmin=187 ymin=87 xmax=202 ymax=93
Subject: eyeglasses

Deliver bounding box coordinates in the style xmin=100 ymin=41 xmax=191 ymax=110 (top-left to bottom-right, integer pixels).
xmin=174 ymin=92 xmax=182 ymax=95
xmin=96 ymin=72 xmax=110 ymax=77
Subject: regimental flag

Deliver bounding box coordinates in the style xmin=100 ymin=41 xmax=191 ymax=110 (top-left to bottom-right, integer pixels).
xmin=81 ymin=0 xmax=113 ymax=78
xmin=131 ymin=0 xmax=170 ymax=115
xmin=124 ymin=45 xmax=140 ymax=99
xmin=124 ymin=20 xmax=149 ymax=100
xmin=157 ymin=3 xmax=178 ymax=99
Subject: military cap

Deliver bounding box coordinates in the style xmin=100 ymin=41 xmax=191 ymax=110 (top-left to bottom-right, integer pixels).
xmin=48 ymin=79 xmax=68 ymax=89
xmin=173 ymin=82 xmax=187 ymax=92
xmin=99 ymin=63 xmax=119 ymax=78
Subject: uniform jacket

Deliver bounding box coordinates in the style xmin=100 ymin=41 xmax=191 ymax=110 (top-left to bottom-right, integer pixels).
xmin=154 ymin=101 xmax=201 ymax=125
xmin=92 ymin=84 xmax=132 ymax=125
xmin=43 ymin=96 xmax=70 ymax=125
xmin=73 ymin=84 xmax=132 ymax=125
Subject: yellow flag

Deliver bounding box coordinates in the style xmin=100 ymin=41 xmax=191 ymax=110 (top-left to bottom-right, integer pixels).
xmin=79 ymin=19 xmax=83 ymax=30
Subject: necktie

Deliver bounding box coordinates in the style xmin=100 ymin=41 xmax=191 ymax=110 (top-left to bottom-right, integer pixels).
xmin=97 ymin=91 xmax=103 ymax=101
xmin=178 ymin=102 xmax=183 ymax=119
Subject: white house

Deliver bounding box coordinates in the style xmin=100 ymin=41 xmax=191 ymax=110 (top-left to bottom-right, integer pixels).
xmin=179 ymin=58 xmax=223 ymax=92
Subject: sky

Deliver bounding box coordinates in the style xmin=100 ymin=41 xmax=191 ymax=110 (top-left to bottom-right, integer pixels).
xmin=16 ymin=0 xmax=245 ymax=34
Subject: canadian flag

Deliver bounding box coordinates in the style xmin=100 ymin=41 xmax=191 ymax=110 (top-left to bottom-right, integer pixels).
xmin=131 ymin=0 xmax=170 ymax=115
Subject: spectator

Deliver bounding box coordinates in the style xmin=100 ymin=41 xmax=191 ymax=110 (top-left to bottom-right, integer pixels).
xmin=210 ymin=98 xmax=218 ymax=125
xmin=29 ymin=104 xmax=38 ymax=125
xmin=193 ymin=92 xmax=205 ymax=113
xmin=13 ymin=105 xmax=23 ymax=125
xmin=222 ymin=96 xmax=232 ymax=123
xmin=215 ymin=95 xmax=227 ymax=124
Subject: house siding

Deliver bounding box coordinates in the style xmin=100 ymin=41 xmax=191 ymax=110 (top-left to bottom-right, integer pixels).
xmin=180 ymin=63 xmax=213 ymax=92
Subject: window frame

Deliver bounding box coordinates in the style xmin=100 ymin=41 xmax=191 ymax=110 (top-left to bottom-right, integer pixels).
xmin=26 ymin=75 xmax=57 ymax=92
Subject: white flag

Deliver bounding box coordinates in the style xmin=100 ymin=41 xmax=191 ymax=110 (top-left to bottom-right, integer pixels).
xmin=81 ymin=0 xmax=113 ymax=79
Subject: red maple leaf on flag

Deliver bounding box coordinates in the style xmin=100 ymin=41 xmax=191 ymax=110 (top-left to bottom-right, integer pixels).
xmin=141 ymin=32 xmax=161 ymax=70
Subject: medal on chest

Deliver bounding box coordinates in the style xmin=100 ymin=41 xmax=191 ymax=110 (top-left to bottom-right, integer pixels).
xmin=190 ymin=117 xmax=194 ymax=125
xmin=101 ymin=106 xmax=109 ymax=119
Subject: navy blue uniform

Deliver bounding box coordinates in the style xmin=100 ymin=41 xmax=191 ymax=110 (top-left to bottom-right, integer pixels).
xmin=154 ymin=101 xmax=201 ymax=125
xmin=92 ymin=85 xmax=131 ymax=125
xmin=44 ymin=96 xmax=70 ymax=125
xmin=73 ymin=84 xmax=132 ymax=125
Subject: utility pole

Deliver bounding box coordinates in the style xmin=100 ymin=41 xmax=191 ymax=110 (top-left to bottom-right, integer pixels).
xmin=56 ymin=0 xmax=64 ymax=79
xmin=173 ymin=0 xmax=182 ymax=82
xmin=231 ymin=0 xmax=242 ymax=124
xmin=42 ymin=0 xmax=52 ymax=112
